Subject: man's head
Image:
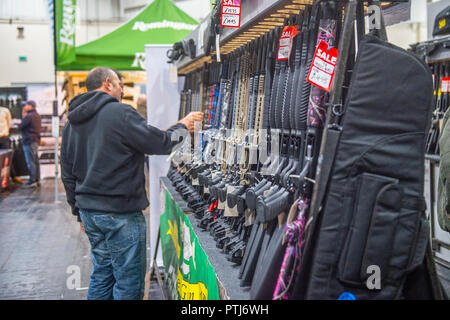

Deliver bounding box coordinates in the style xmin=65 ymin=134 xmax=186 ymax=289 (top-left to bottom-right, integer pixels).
xmin=24 ymin=100 xmax=36 ymax=112
xmin=85 ymin=67 xmax=122 ymax=101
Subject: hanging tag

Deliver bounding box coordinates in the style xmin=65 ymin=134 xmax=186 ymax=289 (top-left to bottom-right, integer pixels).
xmin=192 ymin=178 xmax=199 ymax=186
xmin=441 ymin=77 xmax=450 ymax=93
xmin=221 ymin=0 xmax=241 ymax=28
xmin=278 ymin=212 xmax=286 ymax=229
xmin=169 ymin=65 xmax=178 ymax=83
xmin=307 ymin=40 xmax=339 ymax=92
xmin=218 ymin=199 xmax=226 ymax=210
xmin=224 ymin=186 xmax=239 ymax=217
xmin=244 ymin=209 xmax=255 ymax=226
xmin=277 ymin=26 xmax=299 ymax=61
xmin=216 ymin=34 xmax=221 ymax=62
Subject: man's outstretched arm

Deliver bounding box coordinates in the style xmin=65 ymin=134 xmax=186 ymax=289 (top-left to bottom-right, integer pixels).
xmin=122 ymin=108 xmax=203 ymax=155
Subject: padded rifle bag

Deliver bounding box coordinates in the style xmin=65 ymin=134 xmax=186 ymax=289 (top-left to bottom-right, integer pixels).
xmin=300 ymin=34 xmax=438 ymax=299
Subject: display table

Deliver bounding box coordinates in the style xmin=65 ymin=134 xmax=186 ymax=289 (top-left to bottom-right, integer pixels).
xmin=0 ymin=149 xmax=14 ymax=190
xmin=159 ymin=177 xmax=250 ymax=300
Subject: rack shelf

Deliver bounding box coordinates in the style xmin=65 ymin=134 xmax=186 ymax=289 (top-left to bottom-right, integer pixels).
xmin=175 ymin=0 xmax=409 ymax=75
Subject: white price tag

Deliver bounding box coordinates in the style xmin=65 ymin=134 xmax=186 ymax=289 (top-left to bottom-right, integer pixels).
xmin=307 ymin=40 xmax=339 ymax=92
xmin=169 ymin=65 xmax=178 ymax=83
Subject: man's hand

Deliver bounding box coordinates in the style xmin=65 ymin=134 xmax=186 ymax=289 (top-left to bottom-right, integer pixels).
xmin=178 ymin=112 xmax=203 ymax=133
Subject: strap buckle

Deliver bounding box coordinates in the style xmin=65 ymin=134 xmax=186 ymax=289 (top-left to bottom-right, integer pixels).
xmin=329 ymin=103 xmax=344 ymax=117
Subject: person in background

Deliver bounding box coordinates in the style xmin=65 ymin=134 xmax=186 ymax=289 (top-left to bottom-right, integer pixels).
xmin=0 ymin=104 xmax=11 ymax=149
xmin=136 ymin=94 xmax=147 ymax=120
xmin=0 ymin=105 xmax=23 ymax=184
xmin=18 ymin=100 xmax=41 ymax=188
xmin=61 ymin=67 xmax=203 ymax=300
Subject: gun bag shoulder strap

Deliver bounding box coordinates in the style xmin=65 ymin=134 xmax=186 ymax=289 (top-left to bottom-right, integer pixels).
xmin=302 ymin=34 xmax=437 ymax=300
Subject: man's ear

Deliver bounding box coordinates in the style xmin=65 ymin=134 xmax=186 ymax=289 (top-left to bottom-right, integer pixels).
xmin=103 ymin=77 xmax=112 ymax=92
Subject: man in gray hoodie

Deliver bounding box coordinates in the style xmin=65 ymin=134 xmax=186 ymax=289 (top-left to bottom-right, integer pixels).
xmin=61 ymin=67 xmax=202 ymax=300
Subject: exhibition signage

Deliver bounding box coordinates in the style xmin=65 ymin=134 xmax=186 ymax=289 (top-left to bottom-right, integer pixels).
xmin=160 ymin=191 xmax=220 ymax=300
xmin=58 ymin=0 xmax=198 ymax=71
xmin=53 ymin=0 xmax=77 ymax=68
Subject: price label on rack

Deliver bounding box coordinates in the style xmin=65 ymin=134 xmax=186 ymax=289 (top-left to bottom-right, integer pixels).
xmin=277 ymin=25 xmax=299 ymax=61
xmin=307 ymin=40 xmax=339 ymax=92
xmin=441 ymin=77 xmax=450 ymax=93
xmin=221 ymin=0 xmax=241 ymax=28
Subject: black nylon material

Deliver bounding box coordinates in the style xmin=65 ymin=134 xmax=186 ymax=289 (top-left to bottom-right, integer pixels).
xmin=300 ymin=35 xmax=434 ymax=300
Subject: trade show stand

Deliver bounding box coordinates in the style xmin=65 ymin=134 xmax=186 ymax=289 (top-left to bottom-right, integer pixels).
xmin=160 ymin=176 xmax=250 ymax=300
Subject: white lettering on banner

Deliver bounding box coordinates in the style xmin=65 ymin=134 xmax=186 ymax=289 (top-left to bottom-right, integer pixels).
xmin=59 ymin=0 xmax=76 ymax=46
xmin=132 ymin=20 xmax=197 ymax=32
xmin=132 ymin=52 xmax=146 ymax=70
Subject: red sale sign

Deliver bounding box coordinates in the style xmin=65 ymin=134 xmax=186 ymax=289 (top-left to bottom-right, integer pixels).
xmin=442 ymin=77 xmax=450 ymax=93
xmin=307 ymin=40 xmax=339 ymax=92
xmin=221 ymin=0 xmax=241 ymax=28
xmin=277 ymin=25 xmax=300 ymax=61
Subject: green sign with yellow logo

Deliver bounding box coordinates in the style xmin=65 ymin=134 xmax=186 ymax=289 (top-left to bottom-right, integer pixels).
xmin=160 ymin=191 xmax=220 ymax=300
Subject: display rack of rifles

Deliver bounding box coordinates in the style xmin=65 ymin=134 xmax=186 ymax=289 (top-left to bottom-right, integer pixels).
xmin=167 ymin=0 xmax=446 ymax=300
xmin=411 ymin=37 xmax=450 ymax=156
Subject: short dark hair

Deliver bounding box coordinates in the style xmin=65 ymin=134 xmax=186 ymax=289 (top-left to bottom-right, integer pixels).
xmin=112 ymin=69 xmax=123 ymax=81
xmin=85 ymin=67 xmax=115 ymax=91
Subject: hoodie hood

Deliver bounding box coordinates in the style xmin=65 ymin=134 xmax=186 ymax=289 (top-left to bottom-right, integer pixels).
xmin=68 ymin=91 xmax=117 ymax=124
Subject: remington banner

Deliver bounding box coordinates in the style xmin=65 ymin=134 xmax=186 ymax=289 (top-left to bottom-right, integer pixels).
xmin=51 ymin=0 xmax=77 ymax=69
xmin=160 ymin=191 xmax=220 ymax=300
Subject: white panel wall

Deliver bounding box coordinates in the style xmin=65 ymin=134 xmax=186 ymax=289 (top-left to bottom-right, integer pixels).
xmin=0 ymin=23 xmax=55 ymax=86
xmin=0 ymin=0 xmax=48 ymax=21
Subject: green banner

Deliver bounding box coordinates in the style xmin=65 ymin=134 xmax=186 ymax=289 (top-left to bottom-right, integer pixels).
xmin=160 ymin=191 xmax=220 ymax=300
xmin=55 ymin=0 xmax=77 ymax=69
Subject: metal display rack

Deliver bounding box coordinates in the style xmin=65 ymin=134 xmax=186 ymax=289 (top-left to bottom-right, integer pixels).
xmin=411 ymin=36 xmax=450 ymax=269
xmin=175 ymin=0 xmax=408 ymax=74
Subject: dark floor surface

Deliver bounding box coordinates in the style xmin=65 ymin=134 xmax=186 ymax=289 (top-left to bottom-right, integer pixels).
xmin=0 ymin=178 xmax=166 ymax=300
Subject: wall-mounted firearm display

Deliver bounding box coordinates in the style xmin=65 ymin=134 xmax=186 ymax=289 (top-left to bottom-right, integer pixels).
xmin=167 ymin=0 xmax=446 ymax=300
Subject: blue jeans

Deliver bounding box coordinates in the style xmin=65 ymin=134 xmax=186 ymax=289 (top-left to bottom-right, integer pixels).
xmin=79 ymin=210 xmax=147 ymax=300
xmin=22 ymin=142 xmax=40 ymax=182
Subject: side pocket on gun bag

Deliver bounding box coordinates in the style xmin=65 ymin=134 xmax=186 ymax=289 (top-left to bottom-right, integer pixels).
xmin=338 ymin=172 xmax=429 ymax=295
xmin=360 ymin=183 xmax=402 ymax=285
xmin=338 ymin=172 xmax=399 ymax=286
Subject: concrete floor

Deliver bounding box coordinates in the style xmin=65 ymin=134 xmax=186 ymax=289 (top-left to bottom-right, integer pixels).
xmin=0 ymin=178 xmax=167 ymax=300
xmin=0 ymin=179 xmax=91 ymax=299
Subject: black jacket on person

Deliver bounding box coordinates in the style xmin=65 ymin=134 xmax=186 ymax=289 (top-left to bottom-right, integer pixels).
xmin=60 ymin=91 xmax=186 ymax=221
xmin=18 ymin=109 xmax=41 ymax=145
